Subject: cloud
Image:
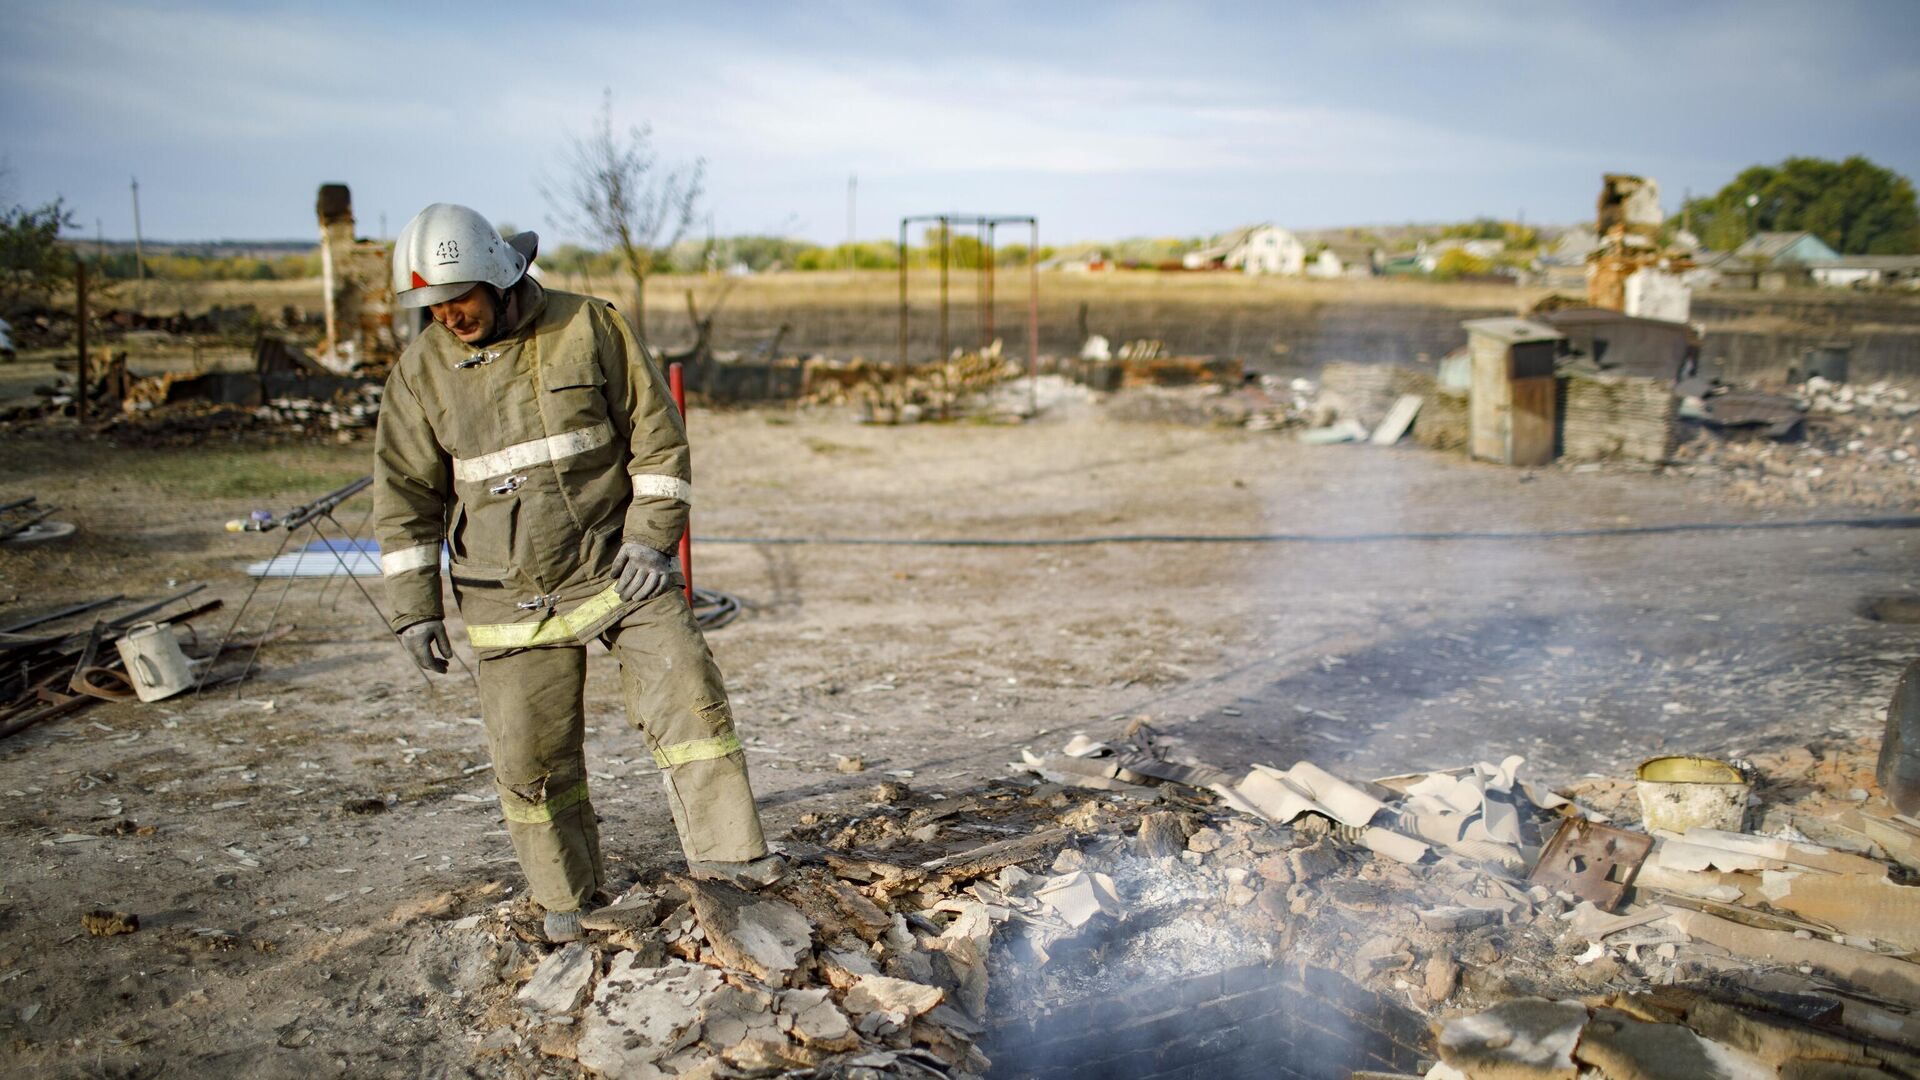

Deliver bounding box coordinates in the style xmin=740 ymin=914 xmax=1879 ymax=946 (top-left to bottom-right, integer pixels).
xmin=1 ymin=0 xmax=1914 ymax=240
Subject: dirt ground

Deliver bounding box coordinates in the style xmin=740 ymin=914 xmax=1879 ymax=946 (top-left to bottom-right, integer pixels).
xmin=1 ymin=399 xmax=1916 ymax=1077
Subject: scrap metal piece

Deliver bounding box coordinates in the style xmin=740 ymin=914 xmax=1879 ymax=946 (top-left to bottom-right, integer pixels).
xmin=1877 ymin=658 xmax=1920 ymax=816
xmin=1528 ymin=817 xmax=1653 ymax=913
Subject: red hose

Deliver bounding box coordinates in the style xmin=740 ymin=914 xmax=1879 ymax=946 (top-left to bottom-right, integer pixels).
xmin=668 ymin=362 xmax=693 ymax=604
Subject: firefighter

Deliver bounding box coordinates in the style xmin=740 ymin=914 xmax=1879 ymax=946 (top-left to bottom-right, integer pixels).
xmin=373 ymin=203 xmax=782 ymax=943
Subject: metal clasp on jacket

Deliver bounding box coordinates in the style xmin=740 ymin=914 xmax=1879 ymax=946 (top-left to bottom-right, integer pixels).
xmin=489 ymin=474 xmax=527 ymax=495
xmin=455 ymin=349 xmax=500 ymax=369
xmin=516 ymin=594 xmax=561 ymax=612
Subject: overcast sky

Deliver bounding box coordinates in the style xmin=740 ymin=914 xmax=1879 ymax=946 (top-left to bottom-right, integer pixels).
xmin=4 ymin=1 xmax=1918 ymax=246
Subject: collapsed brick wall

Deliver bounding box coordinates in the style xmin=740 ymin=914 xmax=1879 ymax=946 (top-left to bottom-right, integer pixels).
xmin=662 ymin=297 xmax=1504 ymax=370
xmin=1559 ymin=372 xmax=1676 ymax=463
xmin=1701 ymin=327 xmax=1920 ymax=383
xmin=1318 ymin=361 xmax=1434 ymax=429
xmin=986 ymin=962 xmax=1428 ymax=1080
xmin=1415 ymin=389 xmax=1469 ymax=452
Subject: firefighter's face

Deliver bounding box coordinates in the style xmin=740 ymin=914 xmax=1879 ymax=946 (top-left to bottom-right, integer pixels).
xmin=430 ymin=284 xmax=497 ymax=344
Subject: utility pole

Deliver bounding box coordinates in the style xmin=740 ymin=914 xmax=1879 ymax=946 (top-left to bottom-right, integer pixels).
xmin=379 ymin=211 xmax=387 ymax=240
xmin=846 ymin=174 xmax=857 ymax=270
xmin=130 ymin=177 xmax=147 ymax=309
xmin=75 ymin=260 xmax=88 ymax=425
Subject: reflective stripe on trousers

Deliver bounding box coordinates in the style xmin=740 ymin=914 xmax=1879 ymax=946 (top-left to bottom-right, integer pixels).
xmin=466 ymin=585 xmax=626 ymax=649
xmin=652 ymin=732 xmax=743 ymax=768
xmin=499 ymin=779 xmax=591 ymax=824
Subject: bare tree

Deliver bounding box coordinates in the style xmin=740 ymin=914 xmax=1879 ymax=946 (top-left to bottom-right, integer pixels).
xmin=543 ymin=90 xmax=704 ymax=340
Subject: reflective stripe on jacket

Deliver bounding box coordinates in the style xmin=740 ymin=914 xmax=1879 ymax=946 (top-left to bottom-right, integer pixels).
xmin=372 ymin=279 xmax=690 ymax=652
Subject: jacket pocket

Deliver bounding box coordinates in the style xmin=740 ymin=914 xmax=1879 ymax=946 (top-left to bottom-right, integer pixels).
xmin=541 ymin=359 xmax=604 ymax=392
xmin=539 ymin=359 xmax=611 ymax=445
xmin=447 ymin=498 xmax=518 ymax=578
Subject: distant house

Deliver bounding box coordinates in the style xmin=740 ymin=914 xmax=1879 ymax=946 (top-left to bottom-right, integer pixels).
xmin=1417 ymin=237 xmax=1504 ymax=274
xmin=1377 ymin=252 xmax=1423 ymax=276
xmin=1535 ymin=228 xmax=1598 ymax=290
xmin=1308 ymin=242 xmax=1378 ymax=279
xmin=1040 ymin=249 xmax=1111 ymax=272
xmin=1810 ymin=254 xmax=1920 ymax=290
xmin=1699 ymin=231 xmax=1841 ymax=290
xmin=1182 ymin=224 xmax=1307 ymax=275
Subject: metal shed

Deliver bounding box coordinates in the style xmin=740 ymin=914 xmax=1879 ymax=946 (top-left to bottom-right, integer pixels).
xmin=1463 ymin=317 xmax=1564 ymax=466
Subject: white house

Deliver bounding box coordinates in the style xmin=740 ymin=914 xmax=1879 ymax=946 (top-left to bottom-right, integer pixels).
xmin=1810 ymin=255 xmax=1920 ymax=289
xmin=1183 ymin=224 xmax=1307 ymax=276
xmin=1307 ymin=241 xmax=1378 ymax=279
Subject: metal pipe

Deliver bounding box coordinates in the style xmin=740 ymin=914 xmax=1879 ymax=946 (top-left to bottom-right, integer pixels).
xmin=129 ymin=177 xmax=146 ymax=310
xmin=0 ymin=595 xmax=125 ymax=635
xmin=984 ymin=222 xmax=996 ymax=346
xmin=898 ymin=212 xmax=1038 ymax=372
xmin=938 ymin=216 xmax=950 ymax=364
xmin=281 ymin=475 xmax=374 ymax=531
xmin=669 ymin=362 xmax=694 ymax=605
xmin=897 ymin=218 xmax=909 ymax=367
xmin=75 ymin=260 xmax=88 ymax=424
xmin=1028 ymin=219 xmax=1040 ymax=416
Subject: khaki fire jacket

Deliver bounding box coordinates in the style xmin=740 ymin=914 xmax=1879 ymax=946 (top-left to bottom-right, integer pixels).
xmin=372 ymin=278 xmax=689 ymax=656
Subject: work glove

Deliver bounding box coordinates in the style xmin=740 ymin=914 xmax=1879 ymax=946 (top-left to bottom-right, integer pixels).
xmin=399 ymin=619 xmax=452 ymax=674
xmin=612 ymin=542 xmax=672 ymax=602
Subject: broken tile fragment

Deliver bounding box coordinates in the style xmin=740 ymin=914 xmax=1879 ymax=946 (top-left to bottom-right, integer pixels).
xmin=516 ymin=941 xmax=594 ymax=1015
xmin=580 ymin=889 xmax=666 ymax=934
xmin=1287 ymin=840 xmax=1343 ymax=883
xmin=1032 ymin=870 xmax=1124 ymax=929
xmin=722 ymin=1036 xmax=819 ymax=1074
xmin=1186 ymin=826 xmax=1224 ymax=854
xmin=575 ymin=959 xmax=720 ymax=1077
xmin=1425 ymin=954 xmax=1459 ymax=1002
xmin=779 ymin=987 xmax=859 ymax=1051
xmin=843 ymin=974 xmax=943 ymax=1035
xmin=1136 ymin=811 xmax=1190 ymax=858
xmin=683 ymin=879 xmax=813 ymax=986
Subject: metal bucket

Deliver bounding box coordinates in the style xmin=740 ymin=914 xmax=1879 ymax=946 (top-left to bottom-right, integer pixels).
xmin=1636 ymin=755 xmax=1750 ymax=833
xmin=1802 ymin=342 xmax=1851 ymax=384
xmin=114 ymin=621 xmax=194 ymax=702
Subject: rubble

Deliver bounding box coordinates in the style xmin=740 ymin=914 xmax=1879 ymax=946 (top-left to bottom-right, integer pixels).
xmin=1 ymin=327 xmax=382 ymax=445
xmin=1671 ymin=376 xmax=1920 ymax=510
xmin=412 ymin=716 xmax=1920 ymax=1078
xmin=800 ymin=343 xmax=1024 ymax=423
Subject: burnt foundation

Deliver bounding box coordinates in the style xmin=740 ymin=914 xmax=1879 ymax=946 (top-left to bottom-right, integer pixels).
xmin=985 ymin=961 xmax=1430 ymax=1079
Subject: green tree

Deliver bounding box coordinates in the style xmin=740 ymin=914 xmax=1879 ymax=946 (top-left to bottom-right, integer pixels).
xmin=0 ymin=194 xmax=77 ymax=313
xmin=1674 ymin=156 xmax=1919 ymax=254
xmin=1430 ymin=249 xmax=1492 ymax=281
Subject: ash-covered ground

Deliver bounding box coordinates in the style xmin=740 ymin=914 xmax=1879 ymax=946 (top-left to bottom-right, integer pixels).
xmin=1 ymin=402 xmax=1914 ymax=1077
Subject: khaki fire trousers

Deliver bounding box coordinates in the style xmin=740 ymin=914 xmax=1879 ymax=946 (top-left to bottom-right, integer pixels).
xmin=474 ymin=588 xmax=768 ymax=914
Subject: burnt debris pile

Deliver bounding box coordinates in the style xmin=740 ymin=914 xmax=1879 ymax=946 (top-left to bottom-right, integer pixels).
xmin=428 ymin=722 xmax=1918 ymax=1078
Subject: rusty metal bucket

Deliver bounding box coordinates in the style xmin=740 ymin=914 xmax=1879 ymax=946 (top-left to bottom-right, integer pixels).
xmin=1636 ymin=755 xmax=1750 ymax=834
